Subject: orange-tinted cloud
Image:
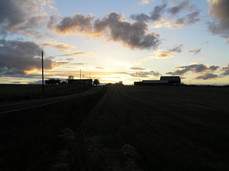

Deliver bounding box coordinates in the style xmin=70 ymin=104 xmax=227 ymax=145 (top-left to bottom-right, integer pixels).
xmin=42 ymin=41 xmax=75 ymax=51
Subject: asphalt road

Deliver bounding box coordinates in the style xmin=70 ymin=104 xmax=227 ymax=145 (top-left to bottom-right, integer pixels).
xmin=0 ymin=86 xmax=103 ymax=115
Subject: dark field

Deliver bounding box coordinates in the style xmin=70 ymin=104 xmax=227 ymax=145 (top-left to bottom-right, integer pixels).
xmin=0 ymin=84 xmax=92 ymax=102
xmin=0 ymin=85 xmax=229 ymax=170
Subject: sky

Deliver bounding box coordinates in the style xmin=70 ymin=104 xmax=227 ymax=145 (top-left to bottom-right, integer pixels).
xmin=0 ymin=0 xmax=229 ymax=85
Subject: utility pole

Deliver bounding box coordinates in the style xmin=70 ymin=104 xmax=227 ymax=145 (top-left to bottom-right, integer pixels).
xmin=80 ymin=69 xmax=81 ymax=80
xmin=41 ymin=51 xmax=44 ymax=95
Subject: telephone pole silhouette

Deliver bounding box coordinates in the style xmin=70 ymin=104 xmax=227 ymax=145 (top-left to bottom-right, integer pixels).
xmin=41 ymin=51 xmax=45 ymax=95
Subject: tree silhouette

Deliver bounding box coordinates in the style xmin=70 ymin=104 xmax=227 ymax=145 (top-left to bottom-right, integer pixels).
xmin=45 ymin=78 xmax=60 ymax=84
xmin=68 ymin=75 xmax=74 ymax=80
xmin=93 ymin=79 xmax=100 ymax=86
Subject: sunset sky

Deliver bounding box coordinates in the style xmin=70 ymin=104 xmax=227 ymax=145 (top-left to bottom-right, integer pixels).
xmin=0 ymin=0 xmax=229 ymax=85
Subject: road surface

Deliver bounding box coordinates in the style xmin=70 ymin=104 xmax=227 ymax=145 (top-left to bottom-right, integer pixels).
xmin=0 ymin=86 xmax=103 ymax=115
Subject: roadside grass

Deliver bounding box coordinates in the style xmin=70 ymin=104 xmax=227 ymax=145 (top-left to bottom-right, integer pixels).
xmin=0 ymin=84 xmax=92 ymax=102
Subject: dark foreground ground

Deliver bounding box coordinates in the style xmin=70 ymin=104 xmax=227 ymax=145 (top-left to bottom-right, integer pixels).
xmin=0 ymin=84 xmax=92 ymax=102
xmin=0 ymin=86 xmax=229 ymax=170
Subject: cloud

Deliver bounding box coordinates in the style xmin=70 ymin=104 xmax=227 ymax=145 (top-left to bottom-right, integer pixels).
xmin=140 ymin=0 xmax=150 ymax=5
xmin=169 ymin=44 xmax=183 ymax=53
xmin=56 ymin=14 xmax=94 ymax=35
xmin=74 ymin=63 xmax=85 ymax=65
xmin=0 ymin=0 xmax=51 ymax=37
xmin=196 ymin=73 xmax=218 ymax=80
xmin=132 ymin=1 xmax=200 ymax=28
xmin=167 ymin=64 xmax=219 ymax=75
xmin=174 ymin=11 xmax=200 ymax=26
xmin=129 ymin=71 xmax=159 ymax=77
xmin=0 ymin=39 xmax=59 ymax=76
xmin=131 ymin=3 xmax=167 ymax=22
xmin=130 ymin=67 xmax=146 ymax=70
xmin=136 ymin=45 xmax=182 ymax=64
xmin=154 ymin=50 xmax=174 ymax=58
xmin=42 ymin=41 xmax=75 ymax=51
xmin=58 ymin=51 xmax=87 ymax=56
xmin=221 ymin=64 xmax=229 ymax=75
xmin=56 ymin=12 xmax=160 ymax=49
xmin=47 ymin=14 xmax=61 ymax=29
xmin=208 ymin=0 xmax=229 ymax=40
xmin=96 ymin=67 xmax=104 ymax=69
xmin=167 ymin=0 xmax=192 ymax=15
xmin=66 ymin=58 xmax=74 ymax=61
xmin=189 ymin=48 xmax=201 ymax=55
xmin=150 ymin=3 xmax=168 ymax=21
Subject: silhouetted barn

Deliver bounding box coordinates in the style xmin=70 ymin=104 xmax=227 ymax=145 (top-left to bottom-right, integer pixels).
xmin=142 ymin=80 xmax=169 ymax=86
xmin=68 ymin=79 xmax=93 ymax=85
xmin=134 ymin=76 xmax=181 ymax=86
xmin=134 ymin=82 xmax=142 ymax=86
xmin=160 ymin=76 xmax=181 ymax=85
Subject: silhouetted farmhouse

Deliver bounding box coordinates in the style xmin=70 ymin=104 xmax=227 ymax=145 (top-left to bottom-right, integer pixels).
xmin=68 ymin=79 xmax=93 ymax=85
xmin=134 ymin=76 xmax=181 ymax=86
xmin=160 ymin=76 xmax=181 ymax=85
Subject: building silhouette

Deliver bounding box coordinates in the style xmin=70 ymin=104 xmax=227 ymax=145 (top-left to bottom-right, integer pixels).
xmin=134 ymin=76 xmax=181 ymax=86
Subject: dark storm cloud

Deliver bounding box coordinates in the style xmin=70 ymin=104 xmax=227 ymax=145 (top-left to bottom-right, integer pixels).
xmin=169 ymin=44 xmax=183 ymax=53
xmin=167 ymin=64 xmax=219 ymax=75
xmin=0 ymin=39 xmax=58 ymax=76
xmin=129 ymin=71 xmax=159 ymax=77
xmin=196 ymin=73 xmax=218 ymax=80
xmin=189 ymin=48 xmax=201 ymax=55
xmin=56 ymin=12 xmax=160 ymax=49
xmin=208 ymin=0 xmax=229 ymax=40
xmin=0 ymin=0 xmax=48 ymax=37
xmin=221 ymin=64 xmax=229 ymax=76
xmin=131 ymin=3 xmax=167 ymax=22
xmin=167 ymin=0 xmax=191 ymax=15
